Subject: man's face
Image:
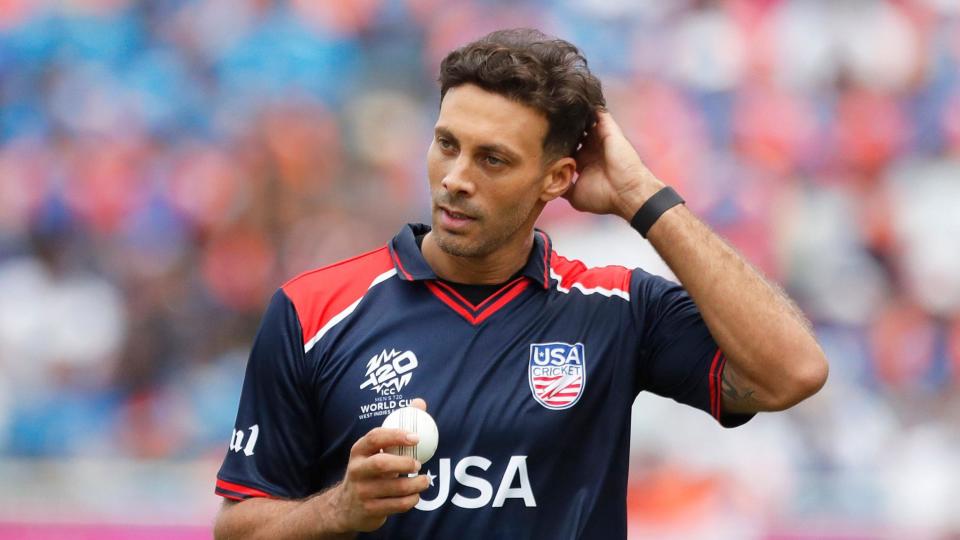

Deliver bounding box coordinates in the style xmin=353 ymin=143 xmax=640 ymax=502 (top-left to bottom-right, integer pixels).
xmin=426 ymin=84 xmax=552 ymax=258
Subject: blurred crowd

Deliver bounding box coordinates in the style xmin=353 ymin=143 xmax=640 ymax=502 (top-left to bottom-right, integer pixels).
xmin=1 ymin=0 xmax=959 ymax=535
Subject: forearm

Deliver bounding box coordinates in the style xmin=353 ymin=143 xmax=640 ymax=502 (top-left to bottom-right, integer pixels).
xmin=214 ymin=488 xmax=354 ymax=540
xmin=568 ymin=110 xmax=826 ymax=412
xmin=630 ymin=201 xmax=827 ymax=411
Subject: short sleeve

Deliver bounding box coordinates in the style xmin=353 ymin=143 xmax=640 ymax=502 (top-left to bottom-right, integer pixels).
xmin=631 ymin=269 xmax=753 ymax=428
xmin=215 ymin=289 xmax=319 ymax=500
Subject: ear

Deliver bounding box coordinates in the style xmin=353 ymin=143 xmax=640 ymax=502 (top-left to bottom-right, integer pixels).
xmin=539 ymin=156 xmax=577 ymax=202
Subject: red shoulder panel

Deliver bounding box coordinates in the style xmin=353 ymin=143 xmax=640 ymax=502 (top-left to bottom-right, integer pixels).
xmin=550 ymin=252 xmax=632 ymax=293
xmin=282 ymin=246 xmax=395 ymax=348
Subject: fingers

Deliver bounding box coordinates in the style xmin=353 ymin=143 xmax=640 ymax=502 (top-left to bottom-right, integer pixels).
xmin=360 ymin=493 xmax=423 ymax=516
xmin=410 ymin=398 xmax=427 ymax=411
xmin=356 ymin=474 xmax=430 ymax=499
xmin=335 ymin=425 xmax=434 ymax=533
xmin=351 ymin=427 xmax=419 ymax=458
xmin=350 ymin=452 xmax=421 ymax=480
xmin=594 ymin=110 xmax=624 ymax=140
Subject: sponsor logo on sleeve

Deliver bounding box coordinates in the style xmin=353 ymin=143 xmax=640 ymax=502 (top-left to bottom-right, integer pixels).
xmin=229 ymin=424 xmax=259 ymax=456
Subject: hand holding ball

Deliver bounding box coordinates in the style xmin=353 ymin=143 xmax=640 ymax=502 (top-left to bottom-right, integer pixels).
xmin=336 ymin=402 xmax=435 ymax=532
xmin=381 ymin=406 xmax=439 ymax=463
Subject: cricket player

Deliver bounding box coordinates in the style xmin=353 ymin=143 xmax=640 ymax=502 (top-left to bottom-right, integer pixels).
xmin=213 ymin=28 xmax=828 ymax=539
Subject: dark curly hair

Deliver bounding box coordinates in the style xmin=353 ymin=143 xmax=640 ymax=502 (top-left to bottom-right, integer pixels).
xmin=438 ymin=28 xmax=605 ymax=160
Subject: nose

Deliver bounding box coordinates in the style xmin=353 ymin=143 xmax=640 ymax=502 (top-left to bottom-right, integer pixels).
xmin=441 ymin=157 xmax=476 ymax=197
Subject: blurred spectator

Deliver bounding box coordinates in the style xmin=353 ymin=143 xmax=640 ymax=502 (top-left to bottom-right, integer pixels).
xmin=0 ymin=226 xmax=126 ymax=456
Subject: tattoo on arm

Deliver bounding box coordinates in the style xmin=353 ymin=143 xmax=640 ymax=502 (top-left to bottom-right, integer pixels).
xmin=721 ymin=365 xmax=757 ymax=406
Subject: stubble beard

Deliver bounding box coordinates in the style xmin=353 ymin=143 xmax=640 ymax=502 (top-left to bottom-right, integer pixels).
xmin=433 ymin=198 xmax=536 ymax=259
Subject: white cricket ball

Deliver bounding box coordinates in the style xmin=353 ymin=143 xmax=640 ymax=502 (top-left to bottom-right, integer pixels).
xmin=381 ymin=406 xmax=439 ymax=464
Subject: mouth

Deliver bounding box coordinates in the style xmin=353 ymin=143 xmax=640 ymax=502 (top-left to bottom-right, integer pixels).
xmin=439 ymin=205 xmax=475 ymax=220
xmin=437 ymin=205 xmax=477 ymax=230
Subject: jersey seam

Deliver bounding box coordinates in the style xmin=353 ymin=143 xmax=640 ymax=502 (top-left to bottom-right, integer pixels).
xmin=278 ymin=288 xmax=313 ymax=401
xmin=281 ymin=245 xmax=389 ymax=289
xmin=300 ymin=268 xmax=398 ymax=357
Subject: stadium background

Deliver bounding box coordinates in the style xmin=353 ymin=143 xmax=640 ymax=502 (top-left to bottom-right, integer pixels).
xmin=1 ymin=0 xmax=959 ymax=538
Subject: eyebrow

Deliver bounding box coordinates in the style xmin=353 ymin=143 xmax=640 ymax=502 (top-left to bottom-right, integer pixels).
xmin=434 ymin=126 xmax=523 ymax=163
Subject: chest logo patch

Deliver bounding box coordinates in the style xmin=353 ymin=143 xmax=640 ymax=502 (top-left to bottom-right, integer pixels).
xmin=528 ymin=342 xmax=585 ymax=410
xmin=360 ymin=349 xmax=419 ymax=396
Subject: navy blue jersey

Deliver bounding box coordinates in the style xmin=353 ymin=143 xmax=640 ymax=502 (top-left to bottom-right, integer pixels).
xmin=216 ymin=223 xmax=752 ymax=538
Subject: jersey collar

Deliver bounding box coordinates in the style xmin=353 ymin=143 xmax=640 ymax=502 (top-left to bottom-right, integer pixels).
xmin=388 ymin=223 xmax=553 ymax=289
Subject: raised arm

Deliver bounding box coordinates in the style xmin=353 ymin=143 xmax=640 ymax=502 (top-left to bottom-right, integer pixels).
xmin=565 ymin=111 xmax=828 ymax=414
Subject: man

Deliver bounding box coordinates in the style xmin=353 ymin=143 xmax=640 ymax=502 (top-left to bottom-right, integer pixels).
xmin=213 ymin=29 xmax=828 ymax=539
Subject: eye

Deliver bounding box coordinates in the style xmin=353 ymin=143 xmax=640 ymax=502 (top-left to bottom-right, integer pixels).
xmin=437 ymin=137 xmax=455 ymax=152
xmin=483 ymin=155 xmax=506 ymax=167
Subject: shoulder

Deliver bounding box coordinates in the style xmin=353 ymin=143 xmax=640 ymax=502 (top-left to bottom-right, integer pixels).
xmin=548 ymin=250 xmax=632 ymax=301
xmin=281 ymin=246 xmax=397 ymax=351
xmin=281 ymin=245 xmax=395 ymax=303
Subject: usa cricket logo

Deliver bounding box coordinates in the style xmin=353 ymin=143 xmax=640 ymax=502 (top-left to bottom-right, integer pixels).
xmin=528 ymin=342 xmax=585 ymax=410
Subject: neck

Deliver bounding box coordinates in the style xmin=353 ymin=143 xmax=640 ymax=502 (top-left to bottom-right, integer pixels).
xmin=421 ymin=229 xmax=533 ymax=285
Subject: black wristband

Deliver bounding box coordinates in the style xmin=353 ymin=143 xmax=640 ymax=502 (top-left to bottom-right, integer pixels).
xmin=629 ymin=186 xmax=685 ymax=238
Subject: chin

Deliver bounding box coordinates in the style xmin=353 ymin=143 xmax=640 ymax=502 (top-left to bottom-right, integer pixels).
xmin=434 ymin=230 xmax=483 ymax=258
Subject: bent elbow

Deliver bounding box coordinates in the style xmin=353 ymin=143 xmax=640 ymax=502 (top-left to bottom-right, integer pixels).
xmin=768 ymin=351 xmax=829 ymax=411
xmin=796 ymin=352 xmax=829 ymax=400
